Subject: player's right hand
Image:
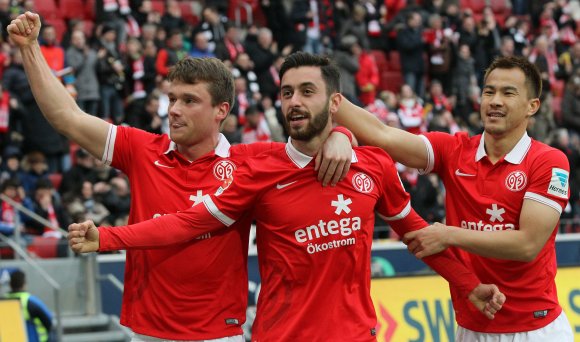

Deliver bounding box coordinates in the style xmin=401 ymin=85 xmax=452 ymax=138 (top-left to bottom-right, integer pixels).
xmin=468 ymin=283 xmax=506 ymax=320
xmin=68 ymin=220 xmax=100 ymax=253
xmin=7 ymin=11 xmax=41 ymax=47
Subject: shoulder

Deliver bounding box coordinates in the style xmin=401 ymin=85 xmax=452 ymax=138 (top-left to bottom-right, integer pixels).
xmin=529 ymin=140 xmax=569 ymax=168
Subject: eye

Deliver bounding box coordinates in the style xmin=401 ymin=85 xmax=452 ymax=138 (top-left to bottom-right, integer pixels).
xmin=168 ymin=97 xmax=176 ymax=103
xmin=281 ymin=90 xmax=292 ymax=98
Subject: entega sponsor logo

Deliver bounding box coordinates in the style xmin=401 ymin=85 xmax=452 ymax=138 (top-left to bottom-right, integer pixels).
xmin=294 ymin=217 xmax=362 ymax=243
xmin=460 ymin=220 xmax=515 ymax=231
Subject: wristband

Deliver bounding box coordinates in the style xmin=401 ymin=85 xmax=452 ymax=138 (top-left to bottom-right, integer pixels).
xmin=331 ymin=126 xmax=353 ymax=143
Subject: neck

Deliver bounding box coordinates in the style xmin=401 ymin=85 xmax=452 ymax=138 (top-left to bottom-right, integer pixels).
xmin=290 ymin=124 xmax=332 ymax=157
xmin=176 ymin=133 xmax=220 ymax=161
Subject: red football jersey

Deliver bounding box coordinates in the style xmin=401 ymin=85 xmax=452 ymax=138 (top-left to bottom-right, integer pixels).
xmin=102 ymin=125 xmax=273 ymax=339
xmin=420 ymin=131 xmax=570 ymax=333
xmin=100 ymin=141 xmax=482 ymax=341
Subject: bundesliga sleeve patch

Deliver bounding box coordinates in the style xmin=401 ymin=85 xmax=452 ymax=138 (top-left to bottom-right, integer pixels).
xmin=547 ymin=168 xmax=569 ymax=199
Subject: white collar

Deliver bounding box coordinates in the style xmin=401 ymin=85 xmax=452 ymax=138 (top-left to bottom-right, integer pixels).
xmin=285 ymin=137 xmax=358 ymax=169
xmin=164 ymin=133 xmax=231 ymax=158
xmin=475 ymin=132 xmax=532 ymax=164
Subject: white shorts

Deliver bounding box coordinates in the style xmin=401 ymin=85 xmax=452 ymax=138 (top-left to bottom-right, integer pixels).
xmin=131 ymin=333 xmax=244 ymax=342
xmin=456 ymin=311 xmax=573 ymax=342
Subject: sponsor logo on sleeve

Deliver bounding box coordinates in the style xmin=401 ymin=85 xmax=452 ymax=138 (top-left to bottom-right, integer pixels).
xmin=547 ymin=168 xmax=569 ymax=199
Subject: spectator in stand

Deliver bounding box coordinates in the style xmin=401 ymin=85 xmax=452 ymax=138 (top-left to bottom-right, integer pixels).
xmin=396 ymin=11 xmax=426 ymax=99
xmin=260 ymin=96 xmax=285 ymax=142
xmin=556 ymin=40 xmax=580 ymax=83
xmin=141 ymin=39 xmax=158 ymax=94
xmin=28 ymin=178 xmax=69 ymax=237
xmin=65 ymin=180 xmax=111 ymax=227
xmin=244 ymin=27 xmax=289 ymax=104
xmin=241 ymin=106 xmax=272 ymax=144
xmin=426 ymin=80 xmax=453 ymax=114
xmin=39 ymin=25 xmax=65 ymax=78
xmin=3 ymin=50 xmax=69 ymax=174
xmin=451 ymin=44 xmax=478 ymax=125
xmin=425 ymin=13 xmax=454 ymax=94
xmin=528 ymin=35 xmax=556 ymax=143
xmin=220 ymin=114 xmax=242 ymax=145
xmin=397 ymin=84 xmax=426 ymax=134
xmin=289 ymin=0 xmax=334 ymax=55
xmin=561 ymin=67 xmax=580 ymax=138
xmin=0 ymin=177 xmax=32 ymax=236
xmin=95 ymin=0 xmax=131 ymax=48
xmin=59 ymin=149 xmax=98 ymax=198
xmin=231 ymin=77 xmax=256 ymax=127
xmin=231 ymin=53 xmax=260 ymax=102
xmin=155 ymin=29 xmax=187 ymax=78
xmin=0 ymin=145 xmax=24 ymax=184
xmin=160 ymin=0 xmax=187 ymax=35
xmin=333 ymin=35 xmax=360 ymax=105
xmin=259 ymin=0 xmax=294 ymax=50
xmin=190 ymin=31 xmax=215 ymax=58
xmin=100 ymin=176 xmax=130 ymax=226
xmin=123 ymin=37 xmax=148 ymax=127
xmin=214 ymin=23 xmax=245 ymax=65
xmin=20 ymin=151 xmax=50 ymax=198
xmin=498 ymin=35 xmax=516 ymax=58
xmin=256 ymin=54 xmax=283 ymax=104
xmin=337 ymin=3 xmax=370 ymax=51
xmin=96 ymin=24 xmax=125 ymax=124
xmin=66 ymin=30 xmax=100 ymax=117
xmin=355 ymin=47 xmax=380 ymax=106
xmin=191 ymin=5 xmax=227 ymax=53
xmin=140 ymin=92 xmax=163 ymax=135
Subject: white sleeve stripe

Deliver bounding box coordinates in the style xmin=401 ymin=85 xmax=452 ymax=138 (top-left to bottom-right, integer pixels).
xmin=417 ymin=135 xmax=434 ymax=175
xmin=524 ymin=192 xmax=563 ymax=214
xmin=378 ymin=201 xmax=412 ymax=221
xmin=102 ymin=124 xmax=116 ymax=166
xmin=202 ymin=195 xmax=235 ymax=226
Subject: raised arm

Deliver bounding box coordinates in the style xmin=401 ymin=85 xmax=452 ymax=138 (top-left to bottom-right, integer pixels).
xmin=8 ymin=12 xmax=109 ymax=158
xmin=335 ymin=95 xmax=428 ymax=169
xmin=405 ymin=199 xmax=560 ymax=262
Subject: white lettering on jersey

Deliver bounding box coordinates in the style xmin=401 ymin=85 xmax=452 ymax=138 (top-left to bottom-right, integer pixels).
xmin=460 ymin=204 xmax=514 ymax=231
xmin=547 ymin=168 xmax=569 ymax=199
xmin=331 ymin=194 xmax=352 ymax=215
xmin=294 ymin=217 xmax=361 ymax=243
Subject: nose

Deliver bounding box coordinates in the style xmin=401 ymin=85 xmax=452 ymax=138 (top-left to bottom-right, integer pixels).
xmin=168 ymin=101 xmax=181 ymax=117
xmin=489 ymin=92 xmax=503 ymax=108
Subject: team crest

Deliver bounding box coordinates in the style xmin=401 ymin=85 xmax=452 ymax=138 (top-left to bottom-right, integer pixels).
xmin=505 ymin=170 xmax=527 ymax=192
xmin=352 ymin=172 xmax=374 ymax=193
xmin=213 ymin=160 xmax=236 ymax=181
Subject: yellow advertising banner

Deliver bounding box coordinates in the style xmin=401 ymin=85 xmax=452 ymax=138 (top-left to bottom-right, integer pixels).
xmin=371 ymin=267 xmax=580 ymax=341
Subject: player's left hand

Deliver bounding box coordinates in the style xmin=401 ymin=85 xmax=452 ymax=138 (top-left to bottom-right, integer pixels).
xmin=468 ymin=283 xmax=506 ymax=319
xmin=68 ymin=220 xmax=100 ymax=253
xmin=403 ymin=222 xmax=450 ymax=258
xmin=315 ymin=129 xmax=352 ymax=186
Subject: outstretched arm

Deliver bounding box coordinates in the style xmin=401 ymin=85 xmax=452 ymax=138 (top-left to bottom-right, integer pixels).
xmin=334 ymin=96 xmax=428 ymax=169
xmin=387 ymin=210 xmax=505 ymax=319
xmin=8 ymin=12 xmax=109 ymax=158
xmin=404 ymin=199 xmax=560 ymax=262
xmin=68 ymin=197 xmax=229 ymax=252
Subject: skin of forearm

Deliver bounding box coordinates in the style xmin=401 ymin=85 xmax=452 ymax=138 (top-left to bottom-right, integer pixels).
xmin=20 ymin=42 xmax=82 ymax=135
xmin=447 ymin=227 xmax=541 ymax=262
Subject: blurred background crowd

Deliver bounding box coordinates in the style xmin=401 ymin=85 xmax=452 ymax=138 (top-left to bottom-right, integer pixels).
xmin=0 ymin=0 xmax=579 ymax=258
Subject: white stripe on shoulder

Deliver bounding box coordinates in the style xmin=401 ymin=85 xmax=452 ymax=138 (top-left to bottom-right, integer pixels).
xmin=524 ymin=192 xmax=563 ymax=214
xmin=203 ymin=195 xmax=235 ymax=226
xmin=417 ymin=135 xmax=434 ymax=175
xmin=102 ymin=124 xmax=117 ymax=166
xmin=377 ymin=201 xmax=412 ymax=221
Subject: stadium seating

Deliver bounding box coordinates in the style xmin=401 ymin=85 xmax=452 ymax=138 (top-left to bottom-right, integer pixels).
xmin=60 ymin=0 xmax=86 ymax=20
xmin=34 ymin=0 xmax=58 ymax=20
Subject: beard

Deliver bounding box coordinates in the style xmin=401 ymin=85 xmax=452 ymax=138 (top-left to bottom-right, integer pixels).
xmin=284 ymin=102 xmax=330 ymax=141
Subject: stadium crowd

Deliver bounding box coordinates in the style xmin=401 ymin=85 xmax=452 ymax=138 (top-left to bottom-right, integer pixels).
xmin=0 ymin=0 xmax=579 ymax=257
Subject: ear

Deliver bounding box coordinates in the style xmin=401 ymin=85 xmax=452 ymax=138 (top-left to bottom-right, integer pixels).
xmin=526 ymin=98 xmax=540 ymax=117
xmin=216 ymin=102 xmax=230 ymax=121
xmin=328 ymin=93 xmax=343 ymax=116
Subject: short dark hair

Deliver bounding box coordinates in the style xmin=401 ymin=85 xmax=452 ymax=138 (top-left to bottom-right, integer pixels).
xmin=10 ymin=270 xmax=25 ymax=291
xmin=168 ymin=57 xmax=235 ymax=111
xmin=484 ymin=56 xmax=542 ymax=99
xmin=279 ymin=52 xmax=341 ymax=96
